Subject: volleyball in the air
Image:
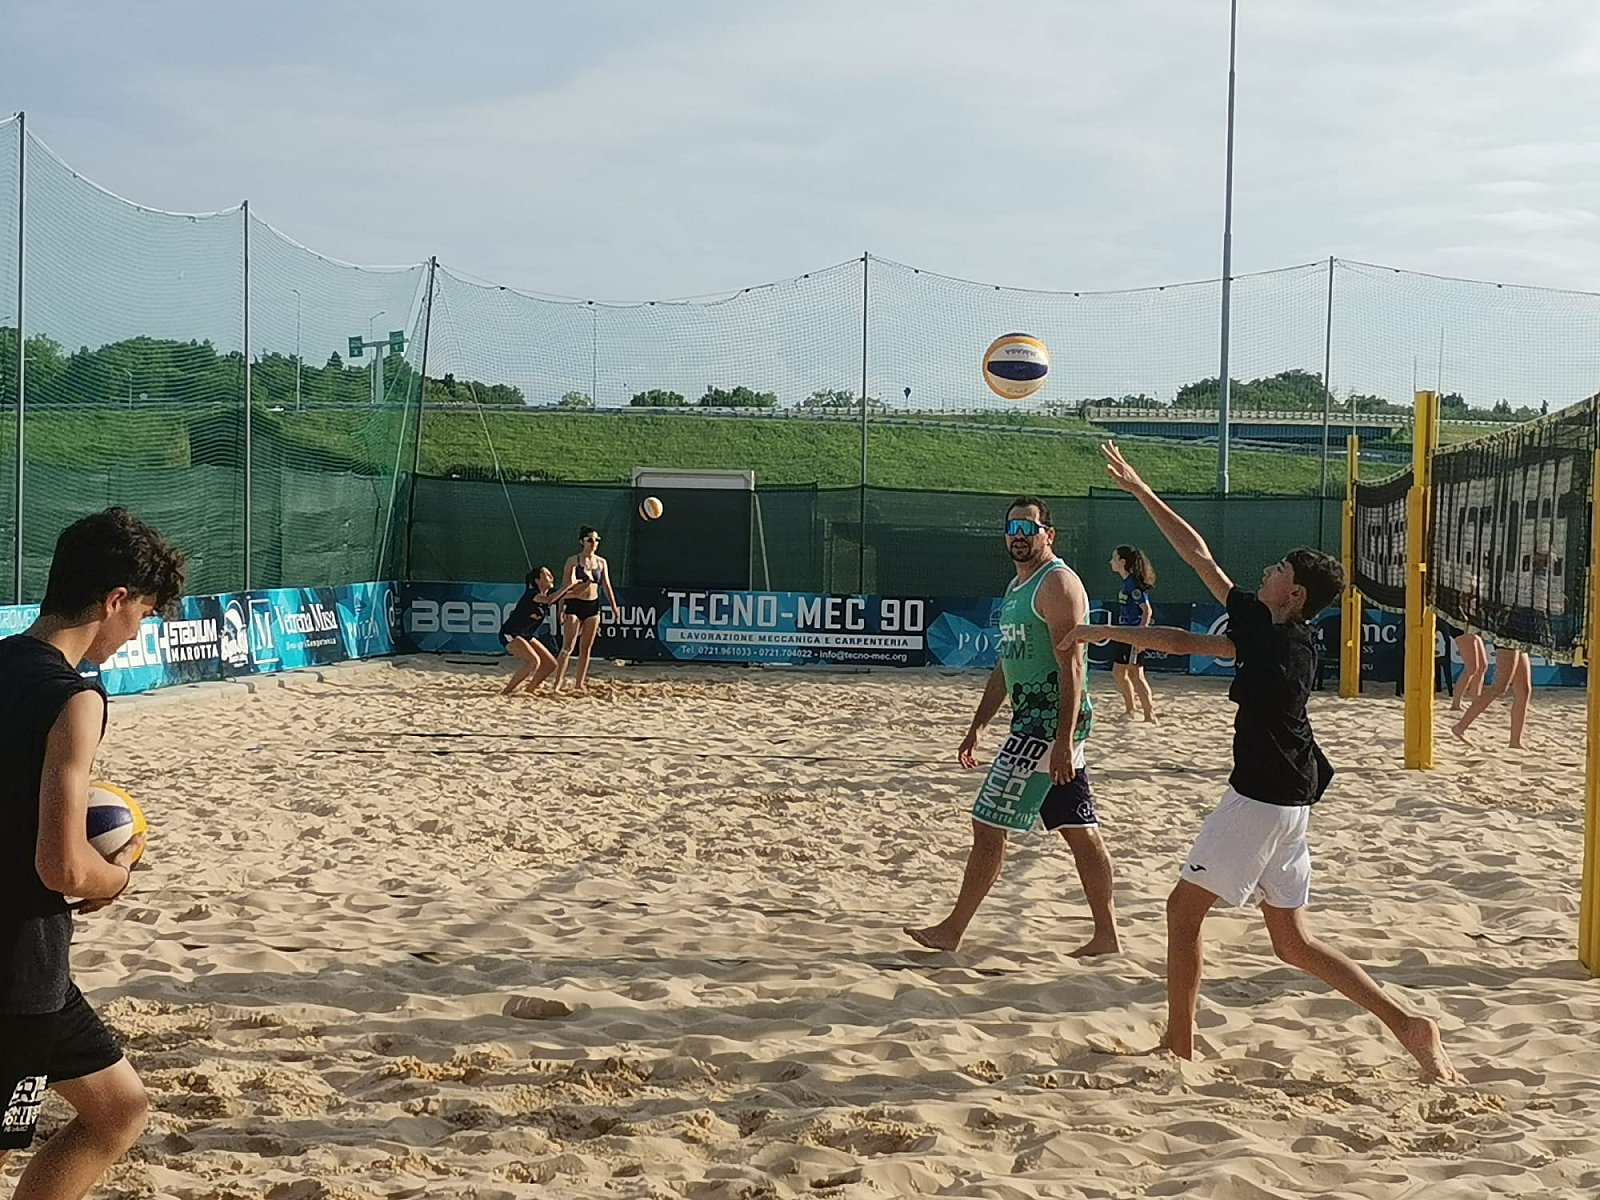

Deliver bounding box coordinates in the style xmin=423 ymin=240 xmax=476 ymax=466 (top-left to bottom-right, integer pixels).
xmin=86 ymin=782 xmax=146 ymax=863
xmin=638 ymin=495 xmax=664 ymax=521
xmin=982 ymin=333 xmax=1050 ymax=400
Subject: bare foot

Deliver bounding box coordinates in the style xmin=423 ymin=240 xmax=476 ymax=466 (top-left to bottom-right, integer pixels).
xmin=1156 ymin=1030 xmax=1197 ymax=1061
xmin=1397 ymin=1016 xmax=1462 ymax=1084
xmin=904 ymin=924 xmax=961 ymax=951
xmin=1068 ymin=935 xmax=1121 ymax=958
xmin=1141 ymin=712 xmax=1157 ymax=724
xmin=1509 ymin=738 xmax=1524 ymax=749
xmin=1450 ymin=723 xmax=1473 ymax=746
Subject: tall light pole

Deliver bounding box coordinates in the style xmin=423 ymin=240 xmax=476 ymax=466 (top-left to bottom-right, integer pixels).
xmin=1216 ymin=0 xmax=1239 ymax=495
xmin=368 ymin=310 xmax=385 ymax=406
xmin=291 ymin=287 xmax=303 ymax=412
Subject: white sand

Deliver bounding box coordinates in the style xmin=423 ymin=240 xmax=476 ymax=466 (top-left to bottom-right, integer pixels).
xmin=16 ymin=661 xmax=1600 ymax=1199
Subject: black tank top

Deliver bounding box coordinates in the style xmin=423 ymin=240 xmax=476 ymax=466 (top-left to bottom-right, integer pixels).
xmin=0 ymin=635 xmax=107 ymax=1013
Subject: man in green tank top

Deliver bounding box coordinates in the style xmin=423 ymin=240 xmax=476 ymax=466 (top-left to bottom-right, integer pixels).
xmin=905 ymin=498 xmax=1119 ymax=957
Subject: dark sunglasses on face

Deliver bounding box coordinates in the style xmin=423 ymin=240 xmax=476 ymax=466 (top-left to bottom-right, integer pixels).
xmin=1006 ymin=518 xmax=1049 ymax=537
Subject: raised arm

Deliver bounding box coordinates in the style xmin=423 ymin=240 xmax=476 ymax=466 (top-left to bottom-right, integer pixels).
xmin=1101 ymin=443 xmax=1234 ymax=604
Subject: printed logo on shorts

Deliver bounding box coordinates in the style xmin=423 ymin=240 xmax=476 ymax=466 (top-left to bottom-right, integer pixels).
xmin=975 ymin=732 xmax=1049 ymax=820
xmin=1186 ymin=863 xmax=1207 ymax=873
xmin=2 ymin=1076 xmax=46 ymax=1133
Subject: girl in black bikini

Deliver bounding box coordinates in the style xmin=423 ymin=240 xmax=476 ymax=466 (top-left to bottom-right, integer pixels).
xmin=554 ymin=526 xmax=620 ymax=691
xmin=499 ymin=566 xmax=581 ymax=696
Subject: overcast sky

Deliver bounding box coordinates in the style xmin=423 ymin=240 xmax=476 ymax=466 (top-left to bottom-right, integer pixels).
xmin=4 ymin=0 xmax=1598 ymax=299
xmin=2 ymin=1 xmax=1598 ymax=409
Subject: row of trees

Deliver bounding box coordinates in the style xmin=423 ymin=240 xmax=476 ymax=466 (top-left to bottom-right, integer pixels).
xmin=0 ymin=331 xmax=1555 ymax=423
xmin=0 ymin=329 xmax=526 ymax=410
xmin=1085 ymin=369 xmax=1547 ymax=422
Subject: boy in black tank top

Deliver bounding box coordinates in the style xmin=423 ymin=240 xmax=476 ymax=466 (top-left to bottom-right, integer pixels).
xmin=1059 ymin=445 xmax=1459 ymax=1084
xmin=0 ymin=508 xmax=185 ymax=1194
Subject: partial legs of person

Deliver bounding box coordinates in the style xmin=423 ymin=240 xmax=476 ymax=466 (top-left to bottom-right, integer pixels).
xmin=1505 ymin=648 xmax=1532 ymax=749
xmin=904 ymin=820 xmax=1007 ymax=951
xmin=572 ymin=616 xmax=602 ymax=690
xmin=552 ymin=613 xmax=581 ymax=691
xmin=1451 ymin=645 xmax=1513 ymax=745
xmin=1163 ymin=879 xmax=1218 ymax=1060
xmin=1260 ymin=903 xmax=1460 ymax=1082
xmin=1450 ymin=634 xmax=1487 ymax=712
xmin=1130 ymin=664 xmax=1156 ymax=723
xmin=9 ymin=1060 xmax=149 ymax=1200
xmin=520 ymin=640 xmax=561 ymax=694
xmin=1061 ymin=825 xmax=1120 ymax=956
xmin=500 ymin=636 xmax=540 ymax=694
xmin=1111 ymin=662 xmax=1135 ymax=715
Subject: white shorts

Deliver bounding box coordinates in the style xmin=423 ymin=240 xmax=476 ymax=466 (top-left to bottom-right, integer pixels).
xmin=1179 ymin=787 xmax=1312 ymax=909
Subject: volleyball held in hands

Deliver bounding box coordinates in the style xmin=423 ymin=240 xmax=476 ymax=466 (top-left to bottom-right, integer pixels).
xmin=982 ymin=333 xmax=1050 ymax=400
xmin=638 ymin=495 xmax=665 ymax=521
xmin=86 ymin=782 xmax=147 ymax=864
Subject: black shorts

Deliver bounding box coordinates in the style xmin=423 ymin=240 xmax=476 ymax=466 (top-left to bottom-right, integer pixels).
xmin=564 ymin=598 xmax=601 ymax=622
xmin=1111 ymin=641 xmax=1140 ymax=666
xmin=1040 ymin=764 xmax=1098 ymax=831
xmin=1 ymin=984 xmax=124 ymax=1150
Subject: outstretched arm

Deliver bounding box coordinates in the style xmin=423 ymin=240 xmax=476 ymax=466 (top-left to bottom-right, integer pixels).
xmin=1060 ymin=622 xmax=1234 ymax=658
xmin=1101 ymin=443 xmax=1234 ymax=604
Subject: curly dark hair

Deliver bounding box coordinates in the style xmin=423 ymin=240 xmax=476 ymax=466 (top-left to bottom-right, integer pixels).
xmin=1284 ymin=546 xmax=1344 ymax=619
xmin=40 ymin=507 xmax=186 ymax=618
xmin=1114 ymin=544 xmax=1156 ymax=588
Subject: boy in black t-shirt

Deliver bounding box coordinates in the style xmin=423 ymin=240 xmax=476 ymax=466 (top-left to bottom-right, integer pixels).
xmin=1060 ymin=444 xmax=1459 ymax=1083
xmin=0 ymin=508 xmax=185 ymax=1197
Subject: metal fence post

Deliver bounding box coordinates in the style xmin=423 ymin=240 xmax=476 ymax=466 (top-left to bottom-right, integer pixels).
xmin=242 ymin=200 xmax=252 ymax=591
xmin=13 ymin=112 xmax=25 ymax=603
xmin=858 ymin=251 xmax=868 ymax=593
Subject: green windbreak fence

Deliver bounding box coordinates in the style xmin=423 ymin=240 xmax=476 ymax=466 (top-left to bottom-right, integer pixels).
xmin=0 ymin=117 xmax=425 ymax=600
xmin=409 ymin=478 xmax=1342 ymax=604
xmin=4 ymin=116 xmax=1599 ymax=604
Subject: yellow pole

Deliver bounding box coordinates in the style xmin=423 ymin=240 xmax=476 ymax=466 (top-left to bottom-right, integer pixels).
xmin=1403 ymin=391 xmax=1439 ymax=770
xmin=1579 ymin=447 xmax=1600 ymax=972
xmin=1340 ymin=434 xmax=1361 ymax=698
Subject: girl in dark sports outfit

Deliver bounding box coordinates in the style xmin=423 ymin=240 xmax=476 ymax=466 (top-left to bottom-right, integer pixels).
xmin=1109 ymin=544 xmax=1157 ymax=722
xmin=499 ymin=566 xmax=580 ymax=696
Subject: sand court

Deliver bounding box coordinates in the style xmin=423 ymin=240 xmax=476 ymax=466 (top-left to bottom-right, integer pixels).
xmin=17 ymin=662 xmax=1600 ymax=1199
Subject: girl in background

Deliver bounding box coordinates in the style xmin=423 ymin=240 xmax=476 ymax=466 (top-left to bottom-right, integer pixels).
xmin=1110 ymin=544 xmax=1157 ymax=722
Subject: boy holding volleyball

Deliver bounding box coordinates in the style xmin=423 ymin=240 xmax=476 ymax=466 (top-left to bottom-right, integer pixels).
xmin=1056 ymin=445 xmax=1458 ymax=1082
xmin=1 ymin=508 xmax=184 ymax=1198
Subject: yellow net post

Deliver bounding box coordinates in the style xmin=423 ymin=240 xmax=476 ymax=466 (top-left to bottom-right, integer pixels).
xmin=1340 ymin=434 xmax=1361 ymax=697
xmin=1403 ymin=391 xmax=1439 ymax=770
xmin=1580 ymin=448 xmax=1600 ymax=972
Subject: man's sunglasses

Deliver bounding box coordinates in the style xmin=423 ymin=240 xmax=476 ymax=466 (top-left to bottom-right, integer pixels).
xmin=1006 ymin=518 xmax=1050 ymax=537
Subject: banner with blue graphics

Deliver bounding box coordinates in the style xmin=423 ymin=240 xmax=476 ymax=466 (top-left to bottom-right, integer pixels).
xmin=401 ymin=583 xmax=930 ymax=667
xmin=0 ymin=581 xmax=399 ymax=697
xmin=386 ymin=580 xmax=1583 ymax=687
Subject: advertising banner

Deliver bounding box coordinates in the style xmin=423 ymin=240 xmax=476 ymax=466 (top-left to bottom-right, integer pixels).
xmin=216 ymin=586 xmax=349 ymax=678
xmin=401 ymin=583 xmax=931 ymax=667
xmin=0 ymin=581 xmax=400 ymax=697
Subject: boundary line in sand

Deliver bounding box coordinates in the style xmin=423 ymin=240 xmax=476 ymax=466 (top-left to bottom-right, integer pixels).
xmin=108 ymin=658 xmax=406 ymax=711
